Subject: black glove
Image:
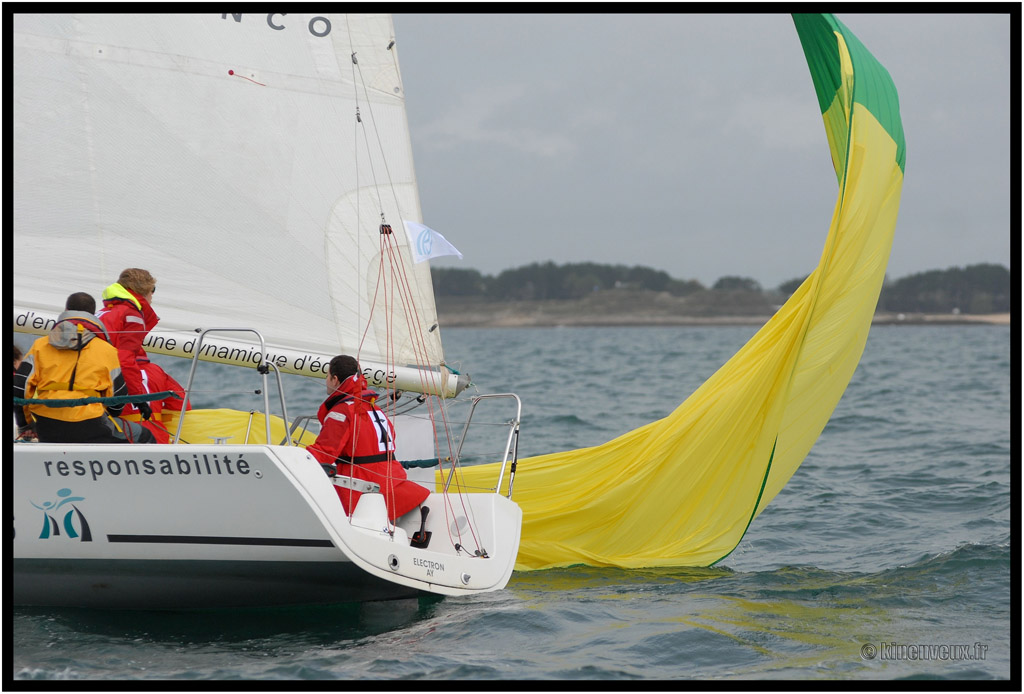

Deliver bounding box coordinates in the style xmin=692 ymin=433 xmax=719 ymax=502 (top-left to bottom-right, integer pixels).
xmin=137 ymin=401 xmax=153 ymax=421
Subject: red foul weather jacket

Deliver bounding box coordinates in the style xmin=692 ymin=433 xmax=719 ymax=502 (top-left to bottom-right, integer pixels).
xmin=122 ymin=356 xmax=192 ymax=443
xmin=96 ymin=284 xmax=159 ymax=397
xmin=307 ymin=374 xmax=429 ymax=521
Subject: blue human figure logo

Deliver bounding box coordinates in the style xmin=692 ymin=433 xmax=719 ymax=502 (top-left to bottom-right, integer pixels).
xmin=31 ymin=488 xmax=92 ymax=541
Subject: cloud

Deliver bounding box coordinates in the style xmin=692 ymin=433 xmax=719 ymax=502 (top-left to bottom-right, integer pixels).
xmin=415 ymin=83 xmax=576 ymax=159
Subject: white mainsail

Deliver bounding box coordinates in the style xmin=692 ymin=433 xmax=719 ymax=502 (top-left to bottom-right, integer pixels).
xmin=13 ymin=13 xmax=458 ymax=394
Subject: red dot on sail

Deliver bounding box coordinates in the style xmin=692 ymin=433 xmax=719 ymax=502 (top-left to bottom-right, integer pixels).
xmin=228 ymin=70 xmax=234 ymax=75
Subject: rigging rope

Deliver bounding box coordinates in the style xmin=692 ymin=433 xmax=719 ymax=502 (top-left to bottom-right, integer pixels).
xmin=340 ymin=23 xmax=488 ymax=556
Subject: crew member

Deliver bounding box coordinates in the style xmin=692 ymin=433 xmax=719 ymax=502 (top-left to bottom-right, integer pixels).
xmin=15 ymin=292 xmax=155 ymax=443
xmin=96 ymin=268 xmax=159 ymax=422
xmin=14 ymin=344 xmax=34 ymax=441
xmin=307 ymin=355 xmax=429 ymax=521
xmin=120 ymin=354 xmax=191 ymax=443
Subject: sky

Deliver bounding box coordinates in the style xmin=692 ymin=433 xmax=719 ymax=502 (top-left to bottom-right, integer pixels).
xmin=391 ymin=12 xmax=1013 ymax=290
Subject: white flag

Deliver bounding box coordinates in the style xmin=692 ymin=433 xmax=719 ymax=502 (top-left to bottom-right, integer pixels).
xmin=403 ymin=220 xmax=463 ymax=263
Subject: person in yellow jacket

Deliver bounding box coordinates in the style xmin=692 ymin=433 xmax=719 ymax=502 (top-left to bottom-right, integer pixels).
xmin=14 ymin=292 xmax=155 ymax=444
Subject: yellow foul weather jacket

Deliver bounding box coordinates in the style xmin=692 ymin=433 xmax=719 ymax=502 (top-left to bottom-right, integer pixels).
xmin=20 ymin=313 xmax=126 ymax=423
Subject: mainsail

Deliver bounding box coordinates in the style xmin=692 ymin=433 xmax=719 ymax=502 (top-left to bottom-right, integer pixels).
xmin=13 ymin=14 xmax=460 ymax=395
xmin=455 ymin=13 xmax=906 ymax=569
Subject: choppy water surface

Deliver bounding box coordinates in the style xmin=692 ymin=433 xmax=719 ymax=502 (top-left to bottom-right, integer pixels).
xmin=12 ymin=325 xmax=1012 ymax=681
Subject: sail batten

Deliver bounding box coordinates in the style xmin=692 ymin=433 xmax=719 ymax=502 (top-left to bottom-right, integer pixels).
xmin=14 ymin=13 xmax=443 ymax=383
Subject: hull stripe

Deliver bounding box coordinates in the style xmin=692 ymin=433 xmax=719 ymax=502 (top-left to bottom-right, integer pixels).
xmin=107 ymin=534 xmax=334 ymax=547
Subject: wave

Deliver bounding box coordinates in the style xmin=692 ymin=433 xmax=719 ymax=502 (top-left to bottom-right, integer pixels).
xmin=887 ymin=539 xmax=1011 ymax=575
xmin=505 ymin=540 xmax=1011 ymax=609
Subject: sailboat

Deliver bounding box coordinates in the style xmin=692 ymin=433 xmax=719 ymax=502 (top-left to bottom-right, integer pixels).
xmin=12 ymin=13 xmax=523 ymax=608
xmin=13 ymin=12 xmax=904 ymax=607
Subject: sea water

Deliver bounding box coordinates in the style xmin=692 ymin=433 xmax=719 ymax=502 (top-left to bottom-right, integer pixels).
xmin=10 ymin=324 xmax=1013 ymax=681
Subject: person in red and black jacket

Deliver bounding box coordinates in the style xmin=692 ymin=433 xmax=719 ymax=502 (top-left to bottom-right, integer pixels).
xmin=14 ymin=344 xmax=27 ymax=440
xmin=118 ymin=354 xmax=192 ymax=443
xmin=96 ymin=268 xmax=159 ymax=423
xmin=307 ymin=355 xmax=429 ymax=521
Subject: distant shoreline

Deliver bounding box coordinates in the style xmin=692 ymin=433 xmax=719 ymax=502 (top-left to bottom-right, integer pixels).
xmin=436 ymin=303 xmax=1011 ymax=328
xmin=872 ymin=312 xmax=1010 ymax=326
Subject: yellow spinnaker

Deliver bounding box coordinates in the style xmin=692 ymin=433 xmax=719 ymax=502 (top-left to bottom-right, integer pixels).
xmin=450 ymin=14 xmax=906 ymax=570
xmin=165 ymin=409 xmax=318 ymax=447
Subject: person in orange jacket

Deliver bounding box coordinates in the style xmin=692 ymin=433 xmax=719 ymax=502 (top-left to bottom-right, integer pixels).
xmin=14 ymin=292 xmax=155 ymax=443
xmin=96 ymin=268 xmax=159 ymax=422
xmin=306 ymin=355 xmax=429 ymax=521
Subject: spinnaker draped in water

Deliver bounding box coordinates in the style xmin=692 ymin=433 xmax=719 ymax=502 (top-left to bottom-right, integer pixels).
xmin=450 ymin=13 xmax=906 ymax=570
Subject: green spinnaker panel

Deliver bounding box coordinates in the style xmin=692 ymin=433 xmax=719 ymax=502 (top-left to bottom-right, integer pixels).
xmin=450 ymin=13 xmax=905 ymax=570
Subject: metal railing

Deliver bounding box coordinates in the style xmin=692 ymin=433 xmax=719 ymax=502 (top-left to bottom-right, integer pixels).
xmin=445 ymin=393 xmax=522 ymax=499
xmin=283 ymin=414 xmax=318 ymax=446
xmin=173 ymin=328 xmax=292 ymax=446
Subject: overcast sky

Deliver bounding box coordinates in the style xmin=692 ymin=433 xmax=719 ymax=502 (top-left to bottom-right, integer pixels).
xmin=391 ymin=12 xmax=1012 ymax=290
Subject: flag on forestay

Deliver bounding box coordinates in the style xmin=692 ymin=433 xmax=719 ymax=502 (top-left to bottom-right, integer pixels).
xmin=403 ymin=220 xmax=463 ymax=263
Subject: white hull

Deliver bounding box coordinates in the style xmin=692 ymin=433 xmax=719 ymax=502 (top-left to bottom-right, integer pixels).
xmin=13 ymin=443 xmax=521 ymax=609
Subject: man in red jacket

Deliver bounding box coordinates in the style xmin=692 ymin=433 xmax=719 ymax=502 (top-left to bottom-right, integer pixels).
xmin=96 ymin=268 xmax=159 ymax=422
xmin=307 ymin=355 xmax=429 ymax=521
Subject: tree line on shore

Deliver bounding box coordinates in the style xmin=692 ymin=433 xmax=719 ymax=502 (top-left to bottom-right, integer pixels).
xmin=432 ymin=262 xmax=1010 ymax=314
